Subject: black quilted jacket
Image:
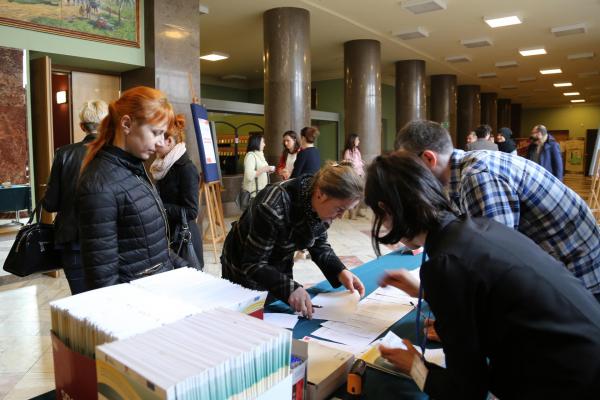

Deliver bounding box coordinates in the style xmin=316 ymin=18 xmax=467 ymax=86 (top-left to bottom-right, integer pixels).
xmin=77 ymin=145 xmax=177 ymax=290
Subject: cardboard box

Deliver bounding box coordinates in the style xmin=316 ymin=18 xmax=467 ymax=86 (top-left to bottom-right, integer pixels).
xmin=51 ymin=332 xmax=97 ymax=400
xmin=305 ymin=341 xmax=355 ymax=400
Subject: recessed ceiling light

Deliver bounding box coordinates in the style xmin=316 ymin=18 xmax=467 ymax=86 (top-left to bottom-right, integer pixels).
xmin=445 ymin=55 xmax=472 ymax=63
xmin=518 ymin=77 xmax=536 ymax=82
xmin=540 ymin=68 xmax=562 ymax=75
xmin=579 ymin=71 xmax=599 ymax=78
xmin=554 ymin=82 xmax=572 ymax=87
xmin=568 ymin=52 xmax=595 ymax=60
xmin=563 ymin=92 xmax=580 ymax=96
xmin=551 ymin=23 xmax=587 ymax=37
xmin=461 ymin=37 xmax=493 ymax=48
xmin=501 ymin=85 xmax=518 ymax=90
xmin=571 ymin=99 xmax=586 ymax=103
xmin=495 ymin=60 xmax=518 ymax=68
xmin=478 ymin=72 xmax=497 ymax=78
xmin=484 ymin=15 xmax=522 ymax=28
xmin=393 ymin=27 xmax=429 ymax=39
xmin=519 ymin=47 xmax=547 ymax=56
xmin=199 ymin=52 xmax=229 ymax=61
xmin=401 ymin=0 xmax=447 ymax=14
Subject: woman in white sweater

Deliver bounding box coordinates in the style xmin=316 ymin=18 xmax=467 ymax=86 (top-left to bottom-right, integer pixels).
xmin=243 ymin=133 xmax=274 ymax=198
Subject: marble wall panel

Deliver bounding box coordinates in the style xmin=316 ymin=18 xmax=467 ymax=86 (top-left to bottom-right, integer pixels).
xmin=0 ymin=46 xmax=28 ymax=184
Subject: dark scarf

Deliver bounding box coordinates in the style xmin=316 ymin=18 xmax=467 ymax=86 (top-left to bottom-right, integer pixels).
xmin=497 ymin=128 xmax=517 ymax=153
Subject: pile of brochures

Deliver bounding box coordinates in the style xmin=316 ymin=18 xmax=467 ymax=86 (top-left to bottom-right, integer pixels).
xmin=96 ymin=308 xmax=292 ymax=400
xmin=50 ymin=268 xmax=267 ymax=358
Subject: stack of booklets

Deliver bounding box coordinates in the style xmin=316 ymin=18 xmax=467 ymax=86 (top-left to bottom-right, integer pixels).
xmin=50 ymin=268 xmax=267 ymax=358
xmin=96 ymin=308 xmax=292 ymax=400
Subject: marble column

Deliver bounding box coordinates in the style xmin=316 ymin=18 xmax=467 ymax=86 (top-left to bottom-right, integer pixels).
xmin=395 ymin=60 xmax=426 ymax=132
xmin=263 ymin=7 xmax=311 ymax=164
xmin=430 ymin=74 xmax=457 ymax=144
xmin=480 ymin=92 xmax=498 ymax=133
xmin=497 ymin=98 xmax=512 ymax=130
xmin=344 ymin=39 xmax=381 ymax=163
xmin=457 ymin=85 xmax=481 ymax=149
xmin=510 ymin=103 xmax=522 ymax=136
xmin=121 ymin=0 xmax=202 ymax=169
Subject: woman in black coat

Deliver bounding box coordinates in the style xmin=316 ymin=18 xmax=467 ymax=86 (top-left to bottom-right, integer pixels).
xmin=365 ymin=152 xmax=600 ymax=400
xmin=151 ymin=114 xmax=203 ymax=270
xmin=77 ymin=87 xmax=184 ymax=291
xmin=290 ymin=126 xmax=321 ymax=178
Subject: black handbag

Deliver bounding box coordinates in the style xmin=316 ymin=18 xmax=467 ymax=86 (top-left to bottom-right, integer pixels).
xmin=174 ymin=208 xmax=202 ymax=270
xmin=3 ymin=203 xmax=61 ymax=277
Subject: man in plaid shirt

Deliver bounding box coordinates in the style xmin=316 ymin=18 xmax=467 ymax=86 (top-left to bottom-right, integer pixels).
xmin=395 ymin=120 xmax=600 ymax=300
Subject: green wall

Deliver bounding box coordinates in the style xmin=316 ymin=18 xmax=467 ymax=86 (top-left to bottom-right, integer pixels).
xmin=201 ymin=84 xmax=249 ymax=103
xmin=521 ymin=105 xmax=600 ymax=139
xmin=382 ymin=84 xmax=396 ymax=152
xmin=0 ymin=1 xmax=145 ymax=70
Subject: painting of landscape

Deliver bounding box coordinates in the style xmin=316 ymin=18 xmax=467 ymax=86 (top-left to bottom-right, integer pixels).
xmin=0 ymin=0 xmax=139 ymax=47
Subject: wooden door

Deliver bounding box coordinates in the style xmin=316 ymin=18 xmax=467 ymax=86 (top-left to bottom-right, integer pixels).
xmin=30 ymin=56 xmax=54 ymax=222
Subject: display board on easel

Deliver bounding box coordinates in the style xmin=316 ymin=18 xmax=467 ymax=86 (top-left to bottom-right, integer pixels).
xmin=190 ymin=103 xmax=226 ymax=262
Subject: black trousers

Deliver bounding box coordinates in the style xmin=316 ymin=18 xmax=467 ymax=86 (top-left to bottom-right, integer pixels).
xmin=60 ymin=247 xmax=86 ymax=295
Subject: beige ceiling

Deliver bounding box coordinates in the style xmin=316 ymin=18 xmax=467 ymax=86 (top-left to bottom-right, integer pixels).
xmin=198 ymin=0 xmax=600 ymax=108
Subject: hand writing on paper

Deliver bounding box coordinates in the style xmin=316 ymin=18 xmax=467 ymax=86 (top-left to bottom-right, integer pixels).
xmin=338 ymin=269 xmax=365 ymax=298
xmin=379 ymin=338 xmax=421 ymax=375
xmin=288 ymin=287 xmax=313 ymax=319
xmin=379 ymin=269 xmax=419 ymax=298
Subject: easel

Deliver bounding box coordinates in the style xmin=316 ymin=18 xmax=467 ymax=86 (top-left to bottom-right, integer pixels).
xmin=200 ymin=180 xmax=226 ymax=262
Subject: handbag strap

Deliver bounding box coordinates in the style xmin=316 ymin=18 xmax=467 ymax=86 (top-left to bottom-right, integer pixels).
xmin=179 ymin=208 xmax=189 ymax=230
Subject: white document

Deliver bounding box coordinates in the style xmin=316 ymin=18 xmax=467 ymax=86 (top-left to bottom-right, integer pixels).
xmin=379 ymin=330 xmax=408 ymax=350
xmin=310 ymin=291 xmax=360 ymax=322
xmin=263 ymin=313 xmax=299 ymax=330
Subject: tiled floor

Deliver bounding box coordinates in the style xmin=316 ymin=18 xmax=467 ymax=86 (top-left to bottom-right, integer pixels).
xmin=0 ymin=173 xmax=592 ymax=399
xmin=0 ymin=212 xmax=381 ymax=399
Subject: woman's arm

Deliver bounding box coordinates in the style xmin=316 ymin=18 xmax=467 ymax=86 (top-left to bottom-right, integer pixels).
xmin=163 ymin=163 xmax=200 ymax=221
xmin=290 ymin=151 xmax=306 ymax=178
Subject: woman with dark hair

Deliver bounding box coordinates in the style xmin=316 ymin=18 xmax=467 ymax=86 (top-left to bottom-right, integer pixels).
xmin=365 ymin=152 xmax=600 ymax=400
xmin=276 ymin=130 xmax=301 ymax=180
xmin=343 ymin=133 xmax=366 ymax=219
xmin=242 ymin=133 xmax=274 ymax=200
xmin=221 ymin=161 xmax=365 ymax=318
xmin=151 ymin=114 xmax=203 ymax=270
xmin=291 ymin=126 xmax=321 ymax=178
xmin=77 ymin=86 xmax=184 ymax=291
xmin=495 ymin=127 xmax=517 ymax=155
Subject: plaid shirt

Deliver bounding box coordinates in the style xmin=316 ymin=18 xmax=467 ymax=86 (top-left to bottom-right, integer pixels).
xmin=449 ymin=150 xmax=600 ymax=293
xmin=221 ymin=175 xmax=346 ymax=302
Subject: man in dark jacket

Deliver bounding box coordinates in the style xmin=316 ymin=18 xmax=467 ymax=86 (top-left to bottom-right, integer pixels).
xmin=527 ymin=124 xmax=563 ymax=180
xmin=43 ymin=100 xmax=107 ymax=294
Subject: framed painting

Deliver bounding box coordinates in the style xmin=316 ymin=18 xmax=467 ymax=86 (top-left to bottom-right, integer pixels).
xmin=0 ymin=0 xmax=140 ymax=47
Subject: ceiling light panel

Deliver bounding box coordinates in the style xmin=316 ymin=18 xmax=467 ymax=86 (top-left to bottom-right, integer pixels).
xmin=484 ymin=15 xmax=522 ymax=28
xmin=571 ymin=99 xmax=586 ymax=103
xmin=519 ymin=47 xmax=546 ymax=56
xmin=401 ymin=0 xmax=447 ymax=14
xmin=478 ymin=72 xmax=497 ymax=78
xmin=568 ymin=52 xmax=594 ymax=60
xmin=445 ymin=55 xmax=472 ymax=63
xmin=553 ymin=82 xmax=572 ymax=87
xmin=495 ymin=60 xmax=518 ymax=68
xmin=461 ymin=37 xmax=493 ymax=48
xmin=199 ymin=52 xmax=229 ymax=61
xmin=500 ymin=85 xmax=517 ymax=90
xmin=518 ymin=77 xmax=536 ymax=82
xmin=540 ymin=68 xmax=562 ymax=75
xmin=563 ymin=92 xmax=580 ymax=96
xmin=393 ymin=27 xmax=429 ymax=40
xmin=551 ymin=23 xmax=587 ymax=37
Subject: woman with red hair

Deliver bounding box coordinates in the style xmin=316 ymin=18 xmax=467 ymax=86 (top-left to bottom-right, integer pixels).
xmin=77 ymin=86 xmax=184 ymax=291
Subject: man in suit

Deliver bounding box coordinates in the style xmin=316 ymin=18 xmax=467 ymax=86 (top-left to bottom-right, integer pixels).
xmin=466 ymin=124 xmax=498 ymax=151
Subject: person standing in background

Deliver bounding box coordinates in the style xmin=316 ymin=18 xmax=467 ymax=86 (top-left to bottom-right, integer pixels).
xmin=43 ymin=100 xmax=108 ymax=295
xmin=495 ymin=127 xmax=517 ymax=155
xmin=527 ymin=124 xmax=563 ymax=180
xmin=342 ymin=133 xmax=366 ymax=219
xmin=291 ymin=126 xmax=321 ymax=178
xmin=151 ymin=114 xmax=204 ymax=270
xmin=276 ymin=130 xmax=301 ymax=180
xmin=243 ymin=133 xmax=274 ymax=200
xmin=466 ymin=125 xmax=498 ymax=151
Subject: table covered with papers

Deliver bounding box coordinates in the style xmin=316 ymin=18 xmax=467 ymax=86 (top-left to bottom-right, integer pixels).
xmin=266 ymin=250 xmax=430 ymax=399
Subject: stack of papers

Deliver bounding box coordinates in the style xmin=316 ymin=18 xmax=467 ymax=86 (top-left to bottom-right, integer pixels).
xmin=309 ymin=269 xmax=420 ymax=354
xmin=96 ymin=308 xmax=292 ymax=400
xmin=50 ymin=268 xmax=267 ymax=358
